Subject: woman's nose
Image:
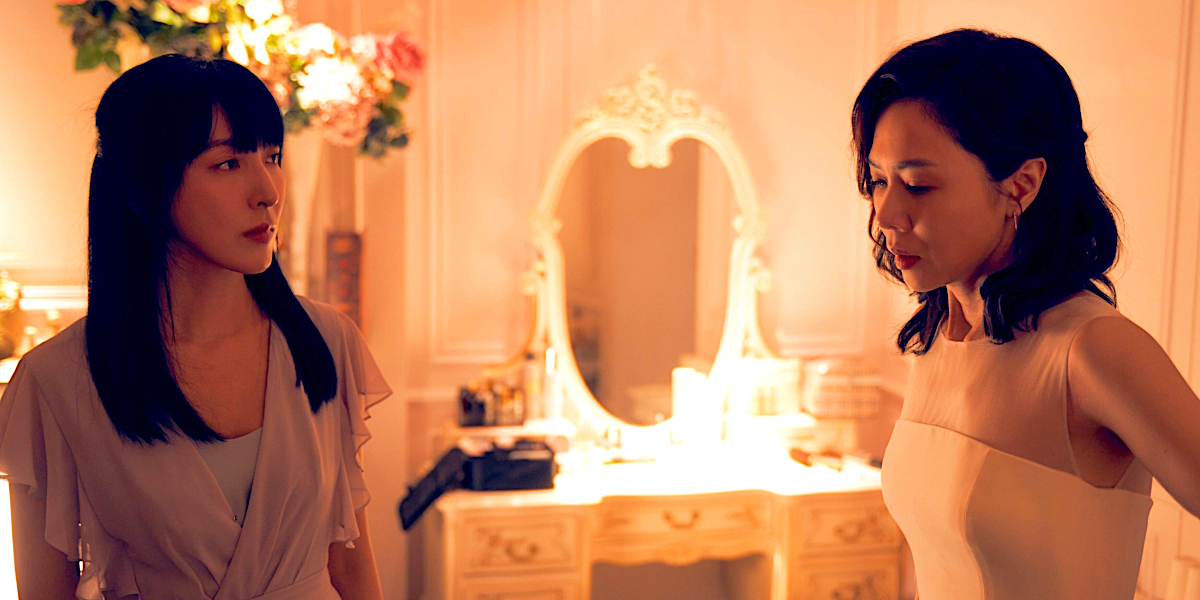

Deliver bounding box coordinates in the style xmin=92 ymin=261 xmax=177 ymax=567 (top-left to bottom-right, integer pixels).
xmin=873 ymin=185 xmax=911 ymax=233
xmin=249 ymin=153 xmax=281 ymax=208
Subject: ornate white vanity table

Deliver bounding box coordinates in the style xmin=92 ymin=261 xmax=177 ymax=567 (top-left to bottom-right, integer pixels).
xmin=426 ymin=449 xmax=900 ymax=600
xmin=423 ymin=67 xmax=902 ymax=600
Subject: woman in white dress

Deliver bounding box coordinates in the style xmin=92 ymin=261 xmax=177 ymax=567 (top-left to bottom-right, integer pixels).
xmin=2 ymin=54 xmax=390 ymax=599
xmin=853 ymin=28 xmax=1200 ymax=599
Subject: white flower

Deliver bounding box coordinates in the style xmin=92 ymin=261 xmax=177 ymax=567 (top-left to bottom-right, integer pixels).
xmin=349 ymin=34 xmax=377 ymax=62
xmin=186 ymin=4 xmax=212 ymax=23
xmin=226 ymin=22 xmax=270 ymax=66
xmin=296 ymin=56 xmax=364 ymax=109
xmin=0 ymin=271 xmax=19 ymax=315
xmin=225 ymin=22 xmax=249 ymax=64
xmin=292 ymin=23 xmax=338 ymax=57
xmin=267 ymin=15 xmax=292 ymax=35
xmin=242 ymin=0 xmax=284 ymax=23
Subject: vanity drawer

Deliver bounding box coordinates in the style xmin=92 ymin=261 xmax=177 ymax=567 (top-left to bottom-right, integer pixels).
xmin=456 ymin=512 xmax=581 ymax=575
xmin=792 ymin=495 xmax=902 ymax=557
xmin=593 ymin=493 xmax=772 ymax=540
xmin=458 ymin=573 xmax=582 ymax=600
xmin=791 ymin=553 xmax=900 ymax=600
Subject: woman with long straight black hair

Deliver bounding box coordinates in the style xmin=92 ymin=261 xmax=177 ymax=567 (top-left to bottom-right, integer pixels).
xmin=856 ymin=29 xmax=1200 ymax=599
xmin=0 ymin=54 xmax=389 ymax=599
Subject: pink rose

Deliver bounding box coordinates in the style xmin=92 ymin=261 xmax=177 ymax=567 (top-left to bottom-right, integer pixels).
xmin=164 ymin=0 xmax=212 ymax=12
xmin=349 ymin=34 xmax=378 ymax=63
xmin=375 ymin=30 xmax=424 ymax=84
xmin=315 ymin=95 xmax=375 ymax=147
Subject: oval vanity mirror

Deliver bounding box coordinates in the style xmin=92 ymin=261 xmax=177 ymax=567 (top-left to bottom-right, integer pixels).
xmin=503 ymin=65 xmax=778 ymax=444
xmin=558 ymin=137 xmax=733 ymax=425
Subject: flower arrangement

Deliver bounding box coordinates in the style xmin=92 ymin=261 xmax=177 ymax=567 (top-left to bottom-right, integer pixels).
xmin=0 ymin=269 xmax=20 ymax=358
xmin=0 ymin=271 xmax=18 ymax=317
xmin=56 ymin=0 xmax=424 ymax=157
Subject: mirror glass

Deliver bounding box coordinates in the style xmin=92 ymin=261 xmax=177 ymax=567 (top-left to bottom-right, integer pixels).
xmin=558 ymin=137 xmax=735 ymax=425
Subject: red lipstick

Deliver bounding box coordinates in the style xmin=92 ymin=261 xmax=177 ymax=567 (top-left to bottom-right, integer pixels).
xmin=895 ymin=253 xmax=921 ymax=270
xmin=244 ymin=224 xmax=275 ymax=244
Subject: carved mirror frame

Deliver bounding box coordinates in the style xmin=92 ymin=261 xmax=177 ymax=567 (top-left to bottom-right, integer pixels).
xmin=518 ymin=65 xmax=779 ymax=444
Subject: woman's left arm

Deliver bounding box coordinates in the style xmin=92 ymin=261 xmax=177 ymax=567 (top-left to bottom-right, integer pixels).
xmin=1068 ymin=316 xmax=1200 ymax=518
xmin=328 ymin=507 xmax=385 ymax=600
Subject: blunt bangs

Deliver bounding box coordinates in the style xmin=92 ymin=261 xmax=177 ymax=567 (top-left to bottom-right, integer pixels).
xmin=205 ymin=60 xmax=285 ymax=155
xmin=171 ymin=58 xmax=286 ymax=164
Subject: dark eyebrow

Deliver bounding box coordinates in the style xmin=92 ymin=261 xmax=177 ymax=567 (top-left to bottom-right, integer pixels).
xmin=203 ymin=139 xmax=282 ymax=152
xmin=867 ymin=158 xmax=938 ymax=170
xmin=204 ymin=139 xmax=234 ymax=151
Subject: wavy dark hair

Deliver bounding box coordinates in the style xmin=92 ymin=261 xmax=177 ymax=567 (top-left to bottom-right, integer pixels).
xmin=86 ymin=54 xmax=337 ymax=444
xmin=851 ymin=28 xmax=1121 ymax=354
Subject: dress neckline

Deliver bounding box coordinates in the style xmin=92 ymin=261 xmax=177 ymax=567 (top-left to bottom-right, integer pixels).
xmin=186 ymin=318 xmax=275 ymax=528
xmin=203 ymin=427 xmax=263 ymax=444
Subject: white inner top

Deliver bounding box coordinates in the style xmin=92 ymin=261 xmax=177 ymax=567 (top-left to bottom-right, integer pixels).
xmin=195 ymin=427 xmax=263 ymax=526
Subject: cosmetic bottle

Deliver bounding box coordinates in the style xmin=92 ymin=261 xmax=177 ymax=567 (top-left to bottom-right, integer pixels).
xmin=544 ymin=348 xmax=562 ymax=420
xmin=512 ymin=389 xmax=526 ymax=425
xmin=458 ymin=386 xmax=472 ymax=426
xmin=523 ymin=351 xmax=544 ymax=420
xmin=498 ymin=386 xmax=514 ymax=426
xmin=480 ymin=380 xmax=496 ymax=426
xmin=459 ymin=381 xmax=484 ymax=426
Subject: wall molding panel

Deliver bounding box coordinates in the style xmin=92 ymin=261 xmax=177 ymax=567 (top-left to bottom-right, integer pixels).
xmin=1147 ymin=0 xmax=1200 ymax=598
xmin=425 ymin=0 xmax=537 ymax=366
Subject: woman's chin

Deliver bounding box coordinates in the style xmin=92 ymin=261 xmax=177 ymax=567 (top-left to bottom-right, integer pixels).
xmin=246 ymin=256 xmax=274 ymax=275
xmin=901 ymin=273 xmax=940 ymax=294
xmin=225 ymin=253 xmax=274 ymax=276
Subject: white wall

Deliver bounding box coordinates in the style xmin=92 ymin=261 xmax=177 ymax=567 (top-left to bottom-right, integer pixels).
xmin=0 ymin=5 xmax=110 ymax=595
xmin=0 ymin=4 xmax=111 ymax=285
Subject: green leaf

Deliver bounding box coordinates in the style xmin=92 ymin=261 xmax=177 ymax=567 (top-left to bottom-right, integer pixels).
xmin=391 ymin=82 xmax=410 ymax=102
xmin=93 ymin=1 xmax=118 ymax=24
xmin=102 ymin=50 xmax=121 ymax=73
xmin=57 ymin=5 xmax=87 ymax=27
xmin=149 ymin=1 xmax=183 ymax=26
xmin=378 ymin=104 xmax=401 ymax=123
xmin=75 ymin=44 xmax=103 ymax=71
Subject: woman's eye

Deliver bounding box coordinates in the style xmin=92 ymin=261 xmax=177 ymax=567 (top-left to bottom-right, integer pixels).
xmin=217 ymin=158 xmax=238 ymax=170
xmin=270 ymin=152 xmax=283 ymax=165
xmin=867 ymin=178 xmax=931 ymax=198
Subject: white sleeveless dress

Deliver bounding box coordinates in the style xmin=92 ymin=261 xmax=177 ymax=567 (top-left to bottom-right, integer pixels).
xmin=882 ymin=292 xmax=1153 ymax=599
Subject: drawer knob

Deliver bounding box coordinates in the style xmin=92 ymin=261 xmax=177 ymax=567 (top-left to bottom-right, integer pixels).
xmin=503 ymin=539 xmax=540 ymax=563
xmin=831 ymin=573 xmax=882 ymax=600
xmin=662 ymin=509 xmax=701 ymax=529
xmin=831 ymin=583 xmax=864 ymax=600
xmin=834 ymin=521 xmax=865 ymax=543
xmin=833 ymin=512 xmax=885 ymax=544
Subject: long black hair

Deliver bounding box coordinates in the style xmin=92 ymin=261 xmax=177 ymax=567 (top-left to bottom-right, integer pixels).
xmin=86 ymin=54 xmax=337 ymax=444
xmin=851 ymin=28 xmax=1121 ymax=354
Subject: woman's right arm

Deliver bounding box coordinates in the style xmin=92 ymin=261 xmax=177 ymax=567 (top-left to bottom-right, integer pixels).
xmin=10 ymin=483 xmax=79 ymax=600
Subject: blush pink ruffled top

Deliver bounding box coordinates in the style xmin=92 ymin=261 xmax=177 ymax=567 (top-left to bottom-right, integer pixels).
xmin=0 ymin=297 xmax=391 ymax=600
xmin=882 ymin=292 xmax=1154 ymax=599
